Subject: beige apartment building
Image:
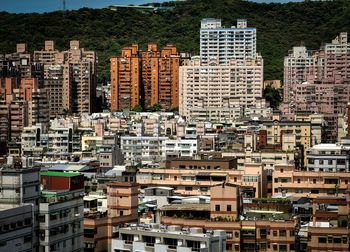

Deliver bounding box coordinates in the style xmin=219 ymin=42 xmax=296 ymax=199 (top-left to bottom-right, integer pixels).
xmin=179 ymin=56 xmax=263 ymax=119
xmin=34 ymin=40 xmax=97 ymax=117
xmin=273 ymin=164 xmax=350 ymax=198
xmin=137 ymin=157 xmax=267 ymax=198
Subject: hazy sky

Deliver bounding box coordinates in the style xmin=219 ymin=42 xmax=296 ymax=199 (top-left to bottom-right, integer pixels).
xmin=0 ymin=0 xmax=305 ymax=14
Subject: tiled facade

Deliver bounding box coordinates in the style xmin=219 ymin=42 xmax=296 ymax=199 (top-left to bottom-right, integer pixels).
xmin=110 ymin=44 xmax=180 ymax=111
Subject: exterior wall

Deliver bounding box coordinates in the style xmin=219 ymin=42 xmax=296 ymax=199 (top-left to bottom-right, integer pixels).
xmin=179 ymin=57 xmax=263 ymax=118
xmin=210 ymin=183 xmax=239 ymax=220
xmin=112 ymin=228 xmax=226 ymax=252
xmin=120 ymin=136 xmax=168 ymax=163
xmin=39 ymin=191 xmax=84 ymax=252
xmin=34 ymin=40 xmax=97 ymax=115
xmin=110 ymin=44 xmax=180 ymax=111
xmin=41 ymin=173 xmax=84 ymax=191
xmin=200 ymin=18 xmax=256 ymax=65
xmin=0 ymin=204 xmax=35 ymax=252
xmin=160 ymin=217 xmax=296 ymax=252
xmin=273 ymin=164 xmax=350 ymax=198
xmin=138 ymin=161 xmax=266 ymax=198
xmin=307 ymin=144 xmax=350 ymax=172
xmin=164 ymin=139 xmax=199 ymax=157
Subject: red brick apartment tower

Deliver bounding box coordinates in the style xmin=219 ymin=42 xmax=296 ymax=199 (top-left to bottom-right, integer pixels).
xmin=157 ymin=44 xmax=180 ymax=108
xmin=110 ymin=44 xmax=180 ymax=110
xmin=110 ymin=44 xmax=140 ymax=111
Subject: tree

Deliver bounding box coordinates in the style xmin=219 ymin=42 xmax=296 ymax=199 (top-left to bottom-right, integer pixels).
xmin=132 ymin=104 xmax=143 ymax=112
xmin=263 ymin=86 xmax=281 ymax=109
xmin=148 ymin=103 xmax=163 ymax=112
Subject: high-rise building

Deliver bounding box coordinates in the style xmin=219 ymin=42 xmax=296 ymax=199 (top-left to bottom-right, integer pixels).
xmin=0 ymin=78 xmax=49 ymax=142
xmin=200 ymin=18 xmax=256 ymax=65
xmin=179 ymin=56 xmax=263 ymax=119
xmin=110 ymin=43 xmax=180 ymax=111
xmin=34 ymin=40 xmax=97 ymax=117
xmin=282 ymin=32 xmax=350 ymax=140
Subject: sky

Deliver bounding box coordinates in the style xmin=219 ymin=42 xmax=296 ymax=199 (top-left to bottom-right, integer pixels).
xmin=0 ymin=0 xmax=305 ymax=14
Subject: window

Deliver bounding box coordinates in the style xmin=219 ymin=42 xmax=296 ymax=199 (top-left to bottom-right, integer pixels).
xmin=273 ymin=244 xmax=278 ymax=250
xmin=295 ymin=189 xmax=303 ymax=193
xmin=200 ymin=187 xmax=208 ymax=192
xmin=279 ymin=244 xmax=287 ymax=251
xmin=333 ymin=237 xmax=341 ymax=243
xmin=227 ymin=205 xmax=232 ymax=211
xmin=290 ymin=230 xmax=295 ymax=237
xmin=279 ymin=230 xmax=286 ymax=237
xmin=297 ymin=179 xmax=300 ymax=183
xmin=185 ymin=187 xmax=192 ymax=191
xmin=273 ymin=230 xmax=277 ymax=236
xmin=313 ymin=179 xmax=316 ymax=184
xmin=311 ymin=189 xmax=319 ymax=194
xmin=215 ymin=205 xmax=220 ymax=211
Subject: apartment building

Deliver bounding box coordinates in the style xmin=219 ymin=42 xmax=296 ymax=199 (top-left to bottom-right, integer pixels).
xmin=39 ymin=171 xmax=84 ymax=252
xmin=307 ymin=144 xmax=350 ymax=172
xmin=0 ymin=204 xmax=35 ymax=252
xmin=200 ymin=18 xmax=256 ymax=65
xmin=34 ymin=40 xmax=97 ymax=116
xmin=283 ymin=46 xmax=324 ymax=104
xmin=5 ymin=43 xmax=43 ymax=86
xmin=120 ymin=136 xmax=169 ymax=164
xmin=0 ymin=159 xmax=41 ymax=250
xmin=84 ymin=166 xmax=138 ymax=251
xmin=0 ymin=78 xmax=49 ymax=141
xmin=179 ymin=56 xmax=263 ymax=118
xmin=160 ymin=183 xmax=297 ymax=252
xmin=273 ymin=164 xmax=350 ymax=198
xmin=137 ymin=157 xmax=267 ymax=198
xmin=282 ymin=32 xmax=350 ymax=135
xmin=164 ymin=138 xmax=199 ymax=158
xmin=305 ymin=192 xmax=350 ymax=252
xmin=112 ymin=225 xmax=226 ymax=252
xmin=110 ymin=43 xmax=180 ymax=111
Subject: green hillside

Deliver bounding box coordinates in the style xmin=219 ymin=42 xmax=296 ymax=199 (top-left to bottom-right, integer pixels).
xmin=1 ymin=0 xmax=350 ymax=83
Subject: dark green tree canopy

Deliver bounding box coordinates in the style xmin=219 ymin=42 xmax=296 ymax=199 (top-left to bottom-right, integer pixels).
xmin=1 ymin=0 xmax=349 ymax=83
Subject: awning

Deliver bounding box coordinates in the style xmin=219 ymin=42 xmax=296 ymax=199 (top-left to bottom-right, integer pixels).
xmin=50 ymin=212 xmax=59 ymax=216
xmin=210 ymin=173 xmax=227 ymax=177
xmin=84 ymin=241 xmax=96 ymax=244
xmin=38 ymin=213 xmax=45 ymax=217
xmin=42 ymin=194 xmax=55 ymax=198
xmin=242 ymin=226 xmax=256 ymax=230
xmin=84 ymin=227 xmax=95 ymax=230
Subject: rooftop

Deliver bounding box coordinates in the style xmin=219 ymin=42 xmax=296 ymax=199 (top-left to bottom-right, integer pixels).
xmin=40 ymin=171 xmax=81 ymax=177
xmin=161 ymin=203 xmax=210 ymax=212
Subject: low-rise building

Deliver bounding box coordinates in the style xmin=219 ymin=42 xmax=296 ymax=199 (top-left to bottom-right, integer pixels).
xmin=0 ymin=204 xmax=35 ymax=252
xmin=307 ymin=144 xmax=350 ymax=172
xmin=112 ymin=225 xmax=226 ymax=252
xmin=39 ymin=171 xmax=85 ymax=252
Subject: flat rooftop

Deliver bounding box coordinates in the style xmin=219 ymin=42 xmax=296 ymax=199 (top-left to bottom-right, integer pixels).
xmin=161 ymin=203 xmax=210 ymax=212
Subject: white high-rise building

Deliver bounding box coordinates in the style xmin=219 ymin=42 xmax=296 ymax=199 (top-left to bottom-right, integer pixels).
xmin=179 ymin=56 xmax=263 ymax=119
xmin=200 ymin=18 xmax=256 ymax=65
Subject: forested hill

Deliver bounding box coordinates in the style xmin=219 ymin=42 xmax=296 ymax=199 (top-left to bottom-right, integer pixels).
xmin=1 ymin=0 xmax=350 ymax=83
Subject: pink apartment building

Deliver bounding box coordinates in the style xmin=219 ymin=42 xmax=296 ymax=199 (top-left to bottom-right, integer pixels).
xmin=282 ymin=32 xmax=350 ymax=139
xmin=34 ymin=40 xmax=97 ymax=118
xmin=179 ymin=56 xmax=263 ymax=119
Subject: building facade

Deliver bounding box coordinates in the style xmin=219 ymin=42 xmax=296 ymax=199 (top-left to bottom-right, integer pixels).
xmin=179 ymin=56 xmax=263 ymax=119
xmin=110 ymin=44 xmax=180 ymax=111
xmin=200 ymin=18 xmax=256 ymax=65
